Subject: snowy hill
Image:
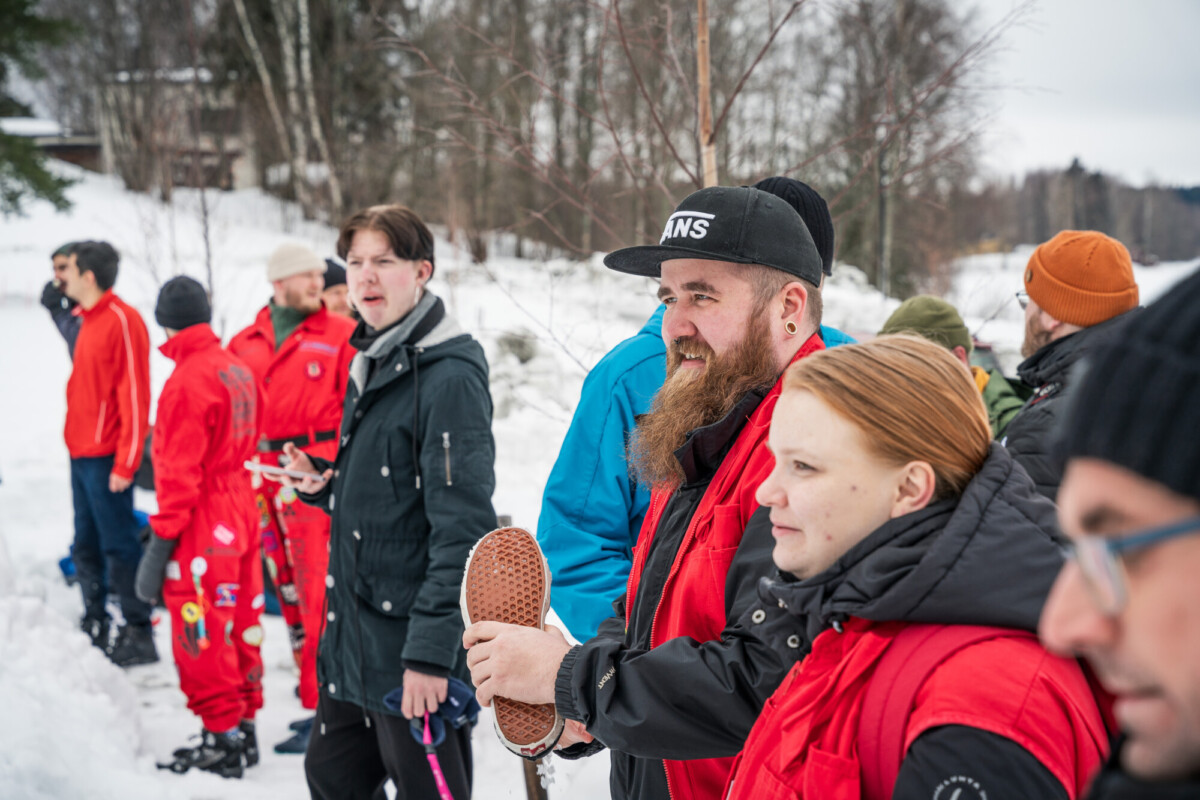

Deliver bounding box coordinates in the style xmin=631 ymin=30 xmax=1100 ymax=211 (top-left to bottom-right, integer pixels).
xmin=1 ymin=162 xmax=1196 ymax=799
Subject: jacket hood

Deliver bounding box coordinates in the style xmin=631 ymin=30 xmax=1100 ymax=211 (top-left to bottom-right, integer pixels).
xmin=349 ymin=292 xmax=486 ymax=393
xmin=762 ymin=442 xmax=1066 ymax=643
xmin=1017 ymin=309 xmax=1137 ymax=387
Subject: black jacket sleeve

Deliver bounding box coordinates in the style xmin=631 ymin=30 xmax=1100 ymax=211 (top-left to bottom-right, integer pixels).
xmin=893 ymin=726 xmax=1069 ymax=800
xmin=402 ymin=372 xmax=497 ymax=671
xmin=591 ymin=595 xmax=628 ymax=643
xmin=296 ymin=454 xmax=335 ymax=509
xmin=553 ymin=506 xmax=793 ymax=760
xmin=42 ymin=281 xmax=81 ymax=358
xmin=1000 ymin=398 xmax=1065 ymax=502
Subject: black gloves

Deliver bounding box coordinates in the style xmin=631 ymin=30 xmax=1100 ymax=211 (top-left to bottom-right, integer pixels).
xmin=41 ymin=280 xmax=74 ymax=312
xmin=135 ymin=532 xmax=178 ymax=604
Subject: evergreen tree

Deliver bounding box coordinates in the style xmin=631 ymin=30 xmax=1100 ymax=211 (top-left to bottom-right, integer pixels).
xmin=0 ymin=0 xmax=75 ymax=216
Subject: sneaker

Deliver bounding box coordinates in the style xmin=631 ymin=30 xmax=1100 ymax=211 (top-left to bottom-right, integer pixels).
xmin=461 ymin=526 xmax=563 ymax=760
xmin=80 ymin=617 xmax=110 ymax=650
xmin=158 ymin=727 xmax=245 ymax=778
xmin=274 ymin=716 xmax=313 ymax=754
xmin=108 ymin=623 xmax=159 ymax=667
xmin=239 ymin=719 xmax=259 ymax=767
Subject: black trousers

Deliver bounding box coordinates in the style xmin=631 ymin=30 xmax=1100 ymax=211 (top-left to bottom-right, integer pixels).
xmin=305 ymin=691 xmax=473 ymax=800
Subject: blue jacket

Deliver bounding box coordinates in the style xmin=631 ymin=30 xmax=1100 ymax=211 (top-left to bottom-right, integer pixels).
xmin=538 ymin=305 xmax=855 ymax=641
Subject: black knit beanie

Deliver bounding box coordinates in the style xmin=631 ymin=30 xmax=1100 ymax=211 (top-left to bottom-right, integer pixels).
xmin=324 ymin=257 xmax=346 ymax=288
xmin=1060 ymin=266 xmax=1200 ymax=502
xmin=752 ymin=176 xmax=835 ymax=276
xmin=155 ymin=276 xmax=211 ymax=330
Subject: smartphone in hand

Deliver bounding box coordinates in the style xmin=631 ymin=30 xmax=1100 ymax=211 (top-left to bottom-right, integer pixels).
xmin=243 ymin=460 xmax=328 ymax=482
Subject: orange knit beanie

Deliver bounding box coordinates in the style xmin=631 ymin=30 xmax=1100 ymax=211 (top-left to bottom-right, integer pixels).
xmin=1024 ymin=231 xmax=1138 ymax=327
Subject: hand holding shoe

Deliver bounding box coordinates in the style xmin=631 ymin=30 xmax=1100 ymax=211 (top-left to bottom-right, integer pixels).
xmin=463 ymin=622 xmax=571 ymax=707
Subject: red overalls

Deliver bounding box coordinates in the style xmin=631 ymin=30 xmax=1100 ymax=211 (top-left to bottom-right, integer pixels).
xmin=228 ymin=304 xmax=355 ymax=708
xmin=152 ymin=324 xmax=265 ymax=731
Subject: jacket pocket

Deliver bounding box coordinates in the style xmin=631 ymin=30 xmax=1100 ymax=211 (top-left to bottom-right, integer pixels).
xmin=801 ymin=745 xmax=861 ymax=800
xmin=727 ymin=765 xmax=800 ymax=800
xmin=354 ymin=574 xmax=421 ymax=619
xmin=423 ymin=430 xmax=493 ymax=493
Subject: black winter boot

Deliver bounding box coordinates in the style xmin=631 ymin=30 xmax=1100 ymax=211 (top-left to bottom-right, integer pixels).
xmin=108 ymin=623 xmax=159 ymax=667
xmin=80 ymin=616 xmax=110 ymax=650
xmin=239 ymin=719 xmax=259 ymax=767
xmin=157 ymin=727 xmax=245 ymax=778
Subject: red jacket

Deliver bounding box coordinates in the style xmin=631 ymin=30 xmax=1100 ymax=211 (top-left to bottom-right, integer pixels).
xmin=151 ymin=324 xmax=263 ymax=543
xmin=725 ymin=618 xmax=1108 ymax=800
xmin=64 ymin=290 xmax=151 ymax=480
xmin=624 ymin=334 xmax=825 ymax=800
xmin=227 ymin=304 xmax=355 ymax=460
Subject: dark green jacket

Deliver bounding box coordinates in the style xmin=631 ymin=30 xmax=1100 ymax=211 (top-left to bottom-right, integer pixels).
xmin=974 ymin=366 xmax=1027 ymax=439
xmin=302 ymin=293 xmax=496 ymax=714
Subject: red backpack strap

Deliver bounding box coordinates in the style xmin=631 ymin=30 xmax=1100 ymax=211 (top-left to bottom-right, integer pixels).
xmin=858 ymin=624 xmax=1020 ymax=800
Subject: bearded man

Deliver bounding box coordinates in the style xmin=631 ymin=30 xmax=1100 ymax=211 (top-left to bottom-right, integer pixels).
xmin=1002 ymin=230 xmax=1140 ymax=501
xmin=462 ymin=186 xmax=827 ymax=800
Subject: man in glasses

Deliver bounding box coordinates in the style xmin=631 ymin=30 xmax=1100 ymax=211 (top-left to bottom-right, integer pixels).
xmin=1002 ymin=230 xmax=1140 ymax=500
xmin=1040 ymin=265 xmax=1200 ymax=797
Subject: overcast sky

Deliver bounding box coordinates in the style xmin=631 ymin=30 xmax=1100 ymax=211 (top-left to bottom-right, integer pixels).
xmin=969 ymin=0 xmax=1200 ymax=186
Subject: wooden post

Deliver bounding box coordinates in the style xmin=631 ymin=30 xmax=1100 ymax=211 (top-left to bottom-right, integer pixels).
xmin=523 ymin=758 xmax=549 ymax=800
xmin=696 ymin=0 xmax=717 ymax=187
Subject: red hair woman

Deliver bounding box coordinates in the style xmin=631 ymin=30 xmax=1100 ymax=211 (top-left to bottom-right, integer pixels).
xmin=725 ymin=335 xmax=1109 ymax=799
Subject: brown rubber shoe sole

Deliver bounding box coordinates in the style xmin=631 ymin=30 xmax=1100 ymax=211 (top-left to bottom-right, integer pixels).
xmin=461 ymin=526 xmax=563 ymax=759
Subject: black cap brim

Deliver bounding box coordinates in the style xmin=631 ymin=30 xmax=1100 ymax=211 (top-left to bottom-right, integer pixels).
xmin=603 ymin=244 xmax=762 ymax=278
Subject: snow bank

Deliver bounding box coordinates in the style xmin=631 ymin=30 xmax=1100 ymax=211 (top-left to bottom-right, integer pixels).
xmin=0 ymin=592 xmax=170 ymax=800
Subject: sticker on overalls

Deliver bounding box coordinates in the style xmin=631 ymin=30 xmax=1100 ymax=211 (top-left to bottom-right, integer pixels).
xmin=213 ymin=523 xmax=236 ymax=547
xmin=215 ymin=583 xmax=239 ymax=608
xmin=181 ymin=602 xmax=204 ymax=624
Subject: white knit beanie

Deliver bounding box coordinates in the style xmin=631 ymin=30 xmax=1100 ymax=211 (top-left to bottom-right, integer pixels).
xmin=267 ymin=242 xmax=325 ymax=282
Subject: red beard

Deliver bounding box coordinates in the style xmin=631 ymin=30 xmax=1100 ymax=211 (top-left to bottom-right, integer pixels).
xmin=629 ymin=311 xmax=780 ymax=488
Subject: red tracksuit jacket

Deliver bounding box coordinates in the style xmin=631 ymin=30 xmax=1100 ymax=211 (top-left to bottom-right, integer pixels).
xmin=227 ymin=304 xmax=355 ymax=460
xmin=64 ymin=290 xmax=151 ymax=480
xmin=150 ymin=324 xmax=263 ymax=542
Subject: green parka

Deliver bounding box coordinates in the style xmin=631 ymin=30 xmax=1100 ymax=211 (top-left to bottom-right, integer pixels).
xmin=302 ymin=293 xmax=496 ymax=714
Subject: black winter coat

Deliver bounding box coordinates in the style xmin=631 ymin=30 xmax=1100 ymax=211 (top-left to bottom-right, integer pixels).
xmin=301 ymin=293 xmax=497 ymax=714
xmin=1003 ymin=311 xmax=1136 ymax=500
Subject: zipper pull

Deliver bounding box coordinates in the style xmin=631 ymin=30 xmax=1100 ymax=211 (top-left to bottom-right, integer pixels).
xmin=442 ymin=432 xmax=452 ymax=486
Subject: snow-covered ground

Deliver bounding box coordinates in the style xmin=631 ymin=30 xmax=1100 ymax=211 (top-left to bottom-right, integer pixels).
xmin=1 ymin=162 xmax=1196 ymax=799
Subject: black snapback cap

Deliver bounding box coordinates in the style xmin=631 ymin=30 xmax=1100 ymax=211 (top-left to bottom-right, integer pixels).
xmin=603 ymin=186 xmax=823 ymax=284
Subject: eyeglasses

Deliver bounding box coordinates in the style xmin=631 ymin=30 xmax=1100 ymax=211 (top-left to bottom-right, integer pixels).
xmin=1015 ymin=291 xmax=1030 ymax=310
xmin=1068 ymin=514 xmax=1200 ymax=615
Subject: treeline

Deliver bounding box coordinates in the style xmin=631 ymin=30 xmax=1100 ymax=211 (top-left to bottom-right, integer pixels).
xmin=950 ymin=159 xmax=1200 ymax=265
xmin=33 ymin=0 xmax=1192 ymax=294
